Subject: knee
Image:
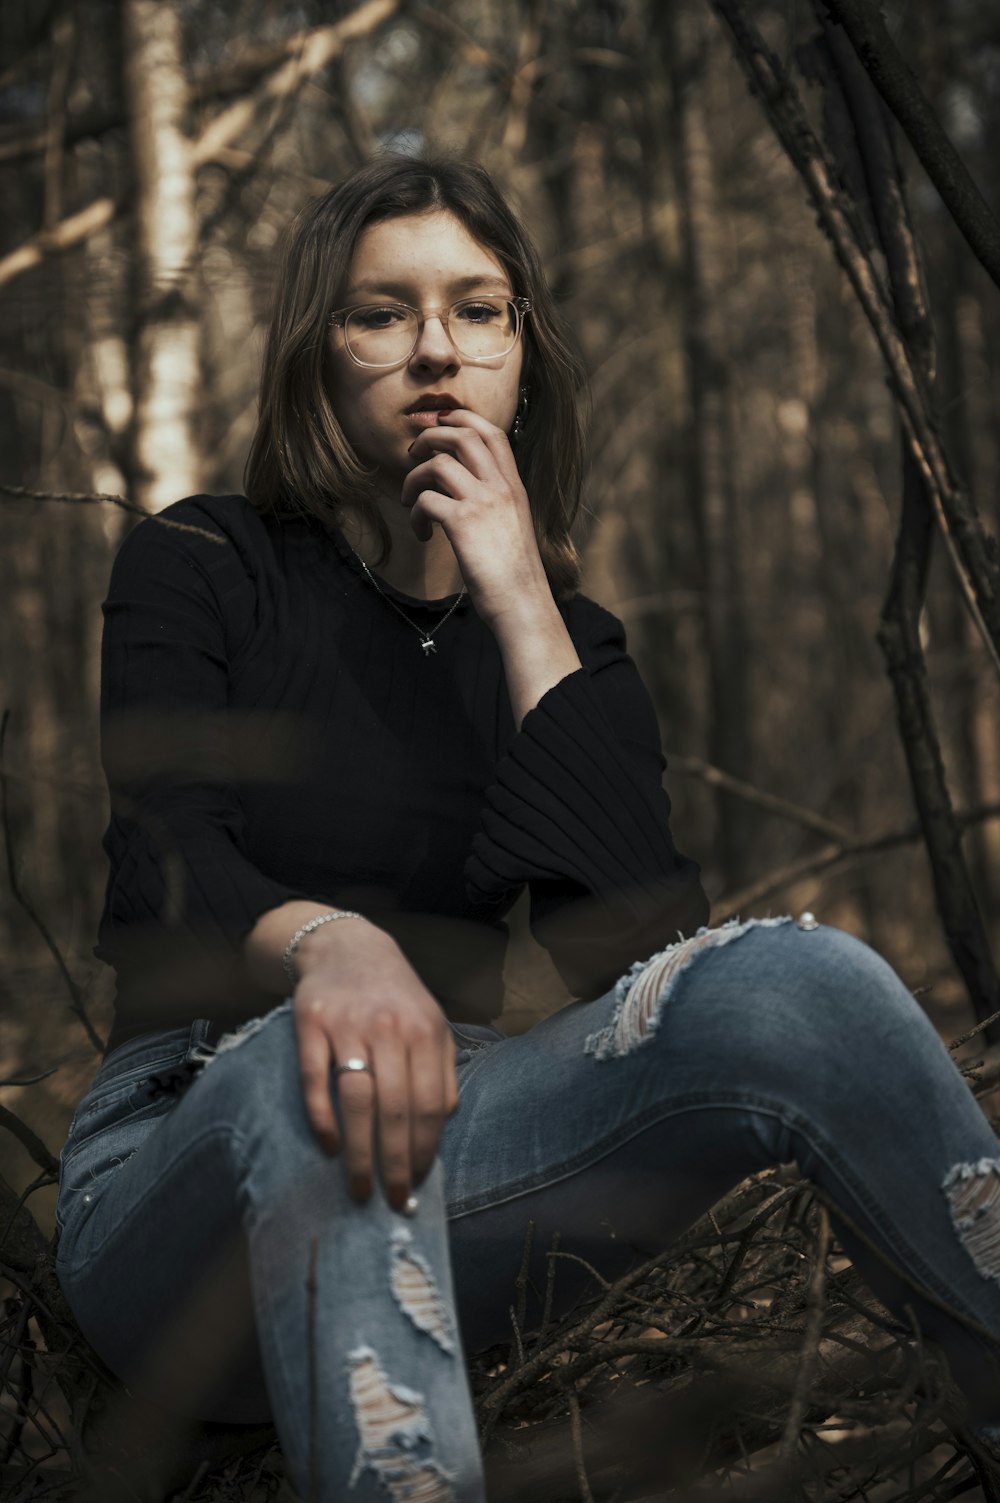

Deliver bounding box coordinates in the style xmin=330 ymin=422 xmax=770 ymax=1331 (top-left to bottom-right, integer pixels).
xmin=588 ymin=916 xmax=924 ymax=1069
xmin=186 ymin=1004 xmax=315 ymax=1158
xmin=726 ymin=919 xmax=930 ymax=1063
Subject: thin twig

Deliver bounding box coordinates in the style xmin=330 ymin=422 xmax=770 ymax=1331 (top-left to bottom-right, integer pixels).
xmin=712 ymin=1187 xmax=803 ymax=1308
xmin=948 ymin=1009 xmax=1000 ymax=1052
xmin=0 ymin=1107 xmax=58 ymax=1176
xmin=0 ymin=483 xmax=227 ymax=543
xmin=779 ymin=1205 xmax=831 ymax=1458
xmin=807 ymin=1182 xmax=1000 ymax=1347
xmin=667 ymin=753 xmax=856 ymax=842
xmin=715 ymin=801 xmax=1000 ymax=919
xmin=566 ymin=1386 xmax=595 ymax=1503
xmin=0 ymin=1067 xmax=59 ymax=1089
xmin=537 ymin=1230 xmax=561 ymax=1349
xmin=507 ymin=1218 xmax=534 ymax=1373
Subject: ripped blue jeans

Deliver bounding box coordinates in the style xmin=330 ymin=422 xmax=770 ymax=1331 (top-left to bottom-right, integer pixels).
xmin=55 ymin=919 xmax=1000 ymax=1500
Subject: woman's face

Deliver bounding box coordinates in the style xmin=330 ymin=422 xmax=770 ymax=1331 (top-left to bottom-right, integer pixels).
xmin=326 ymin=210 xmax=524 ymax=484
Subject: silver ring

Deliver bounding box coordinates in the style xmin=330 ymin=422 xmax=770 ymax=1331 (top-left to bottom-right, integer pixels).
xmin=335 ymin=1057 xmax=373 ymax=1077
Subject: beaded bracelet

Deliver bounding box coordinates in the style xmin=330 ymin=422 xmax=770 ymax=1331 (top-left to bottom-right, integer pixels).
xmin=281 ymin=910 xmax=365 ymax=989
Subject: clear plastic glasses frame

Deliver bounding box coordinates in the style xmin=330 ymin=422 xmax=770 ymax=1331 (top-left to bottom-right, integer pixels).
xmin=328 ymin=295 xmax=532 ymax=368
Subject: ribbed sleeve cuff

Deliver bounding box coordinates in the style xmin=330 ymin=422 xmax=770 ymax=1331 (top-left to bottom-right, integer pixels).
xmin=466 ymin=668 xmax=684 ymax=911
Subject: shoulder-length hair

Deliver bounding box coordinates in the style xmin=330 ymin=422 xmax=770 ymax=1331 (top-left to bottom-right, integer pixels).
xmin=244 ymin=154 xmax=588 ymax=599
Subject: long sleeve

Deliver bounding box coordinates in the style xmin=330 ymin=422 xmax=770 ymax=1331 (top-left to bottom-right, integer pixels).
xmin=95 ymin=499 xmax=324 ymax=1025
xmin=464 ymin=598 xmax=709 ymax=997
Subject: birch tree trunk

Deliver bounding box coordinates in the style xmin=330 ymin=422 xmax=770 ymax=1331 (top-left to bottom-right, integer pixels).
xmin=123 ymin=0 xmax=202 ymax=511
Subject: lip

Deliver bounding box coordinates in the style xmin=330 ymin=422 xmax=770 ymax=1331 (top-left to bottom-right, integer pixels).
xmin=404 ymin=395 xmax=462 ymax=416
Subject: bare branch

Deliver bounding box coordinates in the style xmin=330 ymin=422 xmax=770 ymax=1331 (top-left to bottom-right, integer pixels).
xmin=709 ymin=0 xmax=1000 ymax=680
xmin=0 ymin=1106 xmax=59 ymax=1178
xmin=0 ymin=483 xmax=227 ymax=543
xmin=190 ymin=0 xmax=401 ymax=169
xmin=822 ymin=0 xmax=1000 ymax=293
xmin=667 ymin=753 xmax=856 ymax=842
xmin=0 ymin=0 xmax=401 ymax=292
xmin=779 ymin=1205 xmax=830 ymax=1458
xmin=714 ymin=800 xmax=1000 ymax=919
xmin=0 ymin=196 xmax=116 ymax=291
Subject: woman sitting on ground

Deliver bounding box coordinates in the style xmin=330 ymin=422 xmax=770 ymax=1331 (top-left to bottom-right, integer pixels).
xmin=55 ymin=153 xmax=1000 ymax=1500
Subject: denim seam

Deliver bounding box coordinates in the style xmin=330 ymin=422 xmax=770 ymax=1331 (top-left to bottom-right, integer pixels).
xmin=445 ymin=1089 xmax=996 ymax=1345
xmin=59 ymin=1095 xmax=180 ymax=1172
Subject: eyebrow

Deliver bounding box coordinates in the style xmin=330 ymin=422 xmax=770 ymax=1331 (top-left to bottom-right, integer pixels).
xmin=345 ymin=274 xmax=513 ymax=300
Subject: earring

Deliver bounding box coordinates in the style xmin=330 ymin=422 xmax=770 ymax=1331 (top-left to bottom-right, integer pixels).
xmin=512 ymin=384 xmax=530 ymax=441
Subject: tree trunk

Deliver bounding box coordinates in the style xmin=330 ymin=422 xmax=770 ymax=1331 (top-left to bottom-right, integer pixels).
xmin=664 ymin=1 xmax=754 ymax=889
xmin=123 ymin=0 xmax=202 ymax=512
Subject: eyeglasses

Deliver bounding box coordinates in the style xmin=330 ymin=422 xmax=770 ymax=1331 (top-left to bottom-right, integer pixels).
xmin=329 ymin=295 xmax=531 ymax=368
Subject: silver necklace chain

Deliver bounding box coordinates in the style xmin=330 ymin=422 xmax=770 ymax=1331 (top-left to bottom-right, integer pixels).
xmin=348 ymin=547 xmax=467 ymax=657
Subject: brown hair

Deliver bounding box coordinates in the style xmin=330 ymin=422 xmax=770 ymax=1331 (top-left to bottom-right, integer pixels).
xmin=244 ymin=155 xmax=588 ymax=598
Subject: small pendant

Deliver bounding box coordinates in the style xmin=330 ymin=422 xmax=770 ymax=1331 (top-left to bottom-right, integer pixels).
xmin=420 ymin=637 xmax=437 ymax=656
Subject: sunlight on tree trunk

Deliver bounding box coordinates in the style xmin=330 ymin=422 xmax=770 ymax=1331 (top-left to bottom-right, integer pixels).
xmin=123 ymin=0 xmax=202 ymax=511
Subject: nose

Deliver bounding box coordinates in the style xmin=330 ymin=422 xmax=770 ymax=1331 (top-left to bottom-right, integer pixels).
xmin=409 ymin=311 xmax=460 ymax=373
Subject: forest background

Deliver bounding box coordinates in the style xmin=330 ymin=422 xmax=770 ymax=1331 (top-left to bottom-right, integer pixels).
xmin=3 ymin=0 xmax=1000 ymax=1495
xmin=0 ymin=0 xmax=992 ymax=1214
xmin=1 ymin=0 xmax=999 ymax=1291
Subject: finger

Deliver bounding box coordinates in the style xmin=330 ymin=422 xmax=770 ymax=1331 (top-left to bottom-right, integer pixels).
xmin=407 ymin=425 xmax=493 ymax=481
xmin=295 ymin=1018 xmax=341 ymax=1156
xmin=334 ymin=1049 xmax=377 ymax=1202
xmin=433 ymin=408 xmax=519 ymax=474
xmin=408 ymin=489 xmax=455 ymax=543
xmin=371 ymin=1030 xmax=412 ymax=1211
xmin=408 ymin=1027 xmax=449 ymax=1185
xmin=400 ymin=452 xmax=471 ymax=512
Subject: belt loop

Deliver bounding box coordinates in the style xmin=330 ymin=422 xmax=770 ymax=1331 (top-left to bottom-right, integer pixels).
xmin=187 ymin=1017 xmax=218 ymax=1051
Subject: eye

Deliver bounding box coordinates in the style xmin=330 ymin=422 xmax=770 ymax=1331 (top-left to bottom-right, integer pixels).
xmin=353 ymin=304 xmax=410 ymax=330
xmin=454 ymin=299 xmax=506 ymax=324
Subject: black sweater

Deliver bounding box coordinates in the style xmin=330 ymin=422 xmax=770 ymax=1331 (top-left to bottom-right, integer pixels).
xmin=96 ymin=494 xmax=709 ymax=1055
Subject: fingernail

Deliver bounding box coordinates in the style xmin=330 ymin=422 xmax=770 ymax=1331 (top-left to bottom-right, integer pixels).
xmin=401 ymin=1195 xmax=419 ymax=1218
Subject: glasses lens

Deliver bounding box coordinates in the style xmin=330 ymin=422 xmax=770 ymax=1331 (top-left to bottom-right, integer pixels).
xmin=448 ymin=299 xmax=518 ymax=360
xmin=342 ymin=299 xmax=521 ymax=365
xmin=344 ymin=306 xmax=419 ymax=366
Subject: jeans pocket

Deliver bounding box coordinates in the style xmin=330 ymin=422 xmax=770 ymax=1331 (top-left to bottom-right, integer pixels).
xmin=55 ymin=1021 xmax=210 ymax=1241
xmin=448 ymin=1022 xmax=506 ymax=1052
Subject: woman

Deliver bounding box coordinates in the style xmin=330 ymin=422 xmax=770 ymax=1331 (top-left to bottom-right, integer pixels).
xmin=56 ymin=155 xmax=1000 ymax=1500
